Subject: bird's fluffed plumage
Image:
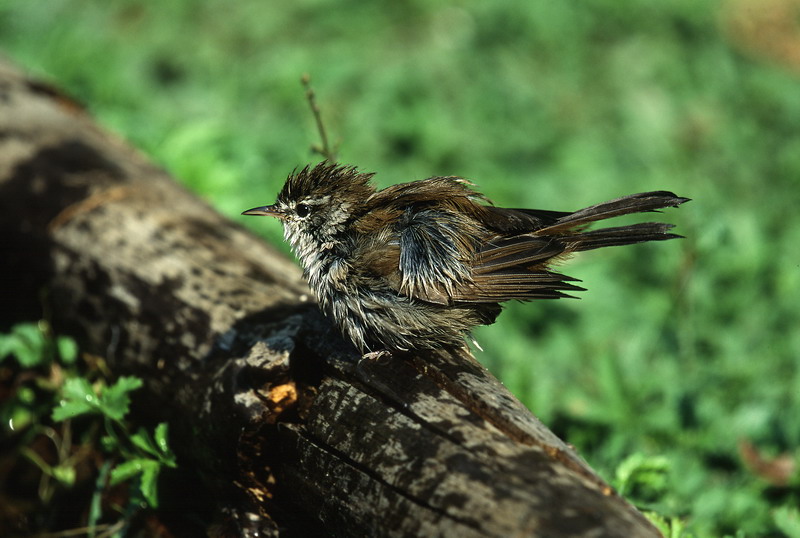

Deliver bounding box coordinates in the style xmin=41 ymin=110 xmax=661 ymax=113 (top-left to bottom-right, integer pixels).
xmin=244 ymin=162 xmax=689 ymax=353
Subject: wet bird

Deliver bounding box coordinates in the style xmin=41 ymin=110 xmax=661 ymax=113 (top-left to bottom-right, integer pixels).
xmin=243 ymin=162 xmax=688 ymax=354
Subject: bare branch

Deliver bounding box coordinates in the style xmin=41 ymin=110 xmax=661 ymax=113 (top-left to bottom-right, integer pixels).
xmin=301 ymin=74 xmax=337 ymax=162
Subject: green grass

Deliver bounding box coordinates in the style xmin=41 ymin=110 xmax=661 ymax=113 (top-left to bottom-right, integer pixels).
xmin=2 ymin=1 xmax=800 ymax=535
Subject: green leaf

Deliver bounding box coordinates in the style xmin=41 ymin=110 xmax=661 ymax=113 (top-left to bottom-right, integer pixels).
xmin=52 ymin=378 xmax=99 ymax=421
xmin=131 ymin=424 xmax=176 ymax=467
xmin=109 ymin=458 xmax=149 ymax=485
xmin=17 ymin=386 xmax=35 ymax=404
xmin=139 ymin=459 xmax=162 ymax=508
xmin=643 ymin=511 xmax=670 ymax=536
xmin=100 ymin=376 xmax=142 ymax=421
xmin=643 ymin=512 xmax=687 ymax=538
xmin=0 ymin=323 xmax=78 ymax=368
xmin=7 ymin=405 xmax=34 ymax=432
xmin=5 ymin=386 xmax=37 ymax=431
xmin=774 ymin=506 xmax=800 ymax=538
xmin=154 ymin=422 xmax=171 ymax=456
xmin=154 ymin=423 xmax=176 ymax=467
xmin=130 ymin=427 xmax=159 ymax=458
xmin=13 ymin=323 xmax=45 ymax=346
xmin=52 ymin=464 xmax=77 ymax=486
xmin=614 ymin=452 xmax=670 ymax=500
xmin=100 ymin=434 xmax=118 ymax=452
xmin=52 ymin=400 xmax=94 ymax=422
xmin=110 ymin=458 xmax=162 ymax=508
xmin=1 ymin=323 xmax=49 ymax=367
xmin=57 ymin=336 xmax=78 ymax=364
xmin=0 ymin=333 xmax=13 ymax=359
xmin=62 ymin=377 xmax=96 ymax=402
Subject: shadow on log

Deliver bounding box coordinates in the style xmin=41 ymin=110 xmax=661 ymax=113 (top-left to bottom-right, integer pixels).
xmin=0 ymin=59 xmax=660 ymax=537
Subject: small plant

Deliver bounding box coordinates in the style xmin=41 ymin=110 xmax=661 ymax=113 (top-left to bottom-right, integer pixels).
xmin=1 ymin=321 xmax=176 ymax=536
xmin=51 ymin=375 xmax=177 ymax=508
xmin=614 ymin=452 xmax=670 ymax=502
xmin=613 ymin=453 xmax=692 ymax=537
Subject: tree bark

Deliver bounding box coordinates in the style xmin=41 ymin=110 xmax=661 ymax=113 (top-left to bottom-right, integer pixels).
xmin=0 ymin=59 xmax=660 ymax=537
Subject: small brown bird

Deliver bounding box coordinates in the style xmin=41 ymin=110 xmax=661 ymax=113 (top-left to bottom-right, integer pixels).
xmin=243 ymin=162 xmax=688 ymax=354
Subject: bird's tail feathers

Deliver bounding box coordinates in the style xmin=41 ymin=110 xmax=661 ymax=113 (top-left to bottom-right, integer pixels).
xmin=567 ymin=222 xmax=683 ymax=252
xmin=539 ymin=191 xmax=689 ymax=235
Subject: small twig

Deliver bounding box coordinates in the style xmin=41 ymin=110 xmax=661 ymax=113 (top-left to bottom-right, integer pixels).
xmin=301 ymin=74 xmax=337 ymax=162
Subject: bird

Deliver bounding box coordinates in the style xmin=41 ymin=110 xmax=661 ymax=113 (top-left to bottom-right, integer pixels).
xmin=243 ymin=162 xmax=688 ymax=355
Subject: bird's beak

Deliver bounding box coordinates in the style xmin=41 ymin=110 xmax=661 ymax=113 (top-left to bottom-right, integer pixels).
xmin=241 ymin=205 xmax=286 ymax=219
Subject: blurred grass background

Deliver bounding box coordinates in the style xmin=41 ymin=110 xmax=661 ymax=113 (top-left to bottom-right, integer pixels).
xmin=2 ymin=0 xmax=799 ymax=535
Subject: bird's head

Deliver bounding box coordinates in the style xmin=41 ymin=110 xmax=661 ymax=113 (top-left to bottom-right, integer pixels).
xmin=243 ymin=162 xmax=376 ymax=257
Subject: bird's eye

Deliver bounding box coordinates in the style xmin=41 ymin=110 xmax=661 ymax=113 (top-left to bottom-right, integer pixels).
xmin=295 ymin=203 xmax=311 ymax=218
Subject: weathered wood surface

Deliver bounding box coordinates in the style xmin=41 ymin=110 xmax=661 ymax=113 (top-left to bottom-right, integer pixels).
xmin=0 ymin=59 xmax=661 ymax=537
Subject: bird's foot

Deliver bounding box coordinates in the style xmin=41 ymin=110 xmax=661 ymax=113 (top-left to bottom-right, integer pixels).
xmin=355 ymin=350 xmax=393 ymax=385
xmin=360 ymin=350 xmax=393 ymax=364
xmin=355 ymin=350 xmax=406 ymax=404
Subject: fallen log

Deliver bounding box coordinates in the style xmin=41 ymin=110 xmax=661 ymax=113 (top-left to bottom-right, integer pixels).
xmin=0 ymin=58 xmax=660 ymax=537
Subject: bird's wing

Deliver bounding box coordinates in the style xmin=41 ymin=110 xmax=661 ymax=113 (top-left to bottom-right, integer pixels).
xmin=357 ymin=206 xmax=583 ymax=306
xmin=355 ymin=178 xmax=485 ymax=305
xmin=394 ymin=206 xmax=477 ymax=305
xmin=356 ymin=177 xmax=587 ymax=305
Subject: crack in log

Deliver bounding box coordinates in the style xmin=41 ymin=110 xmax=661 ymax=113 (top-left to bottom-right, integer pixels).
xmin=279 ymin=423 xmax=489 ymax=534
